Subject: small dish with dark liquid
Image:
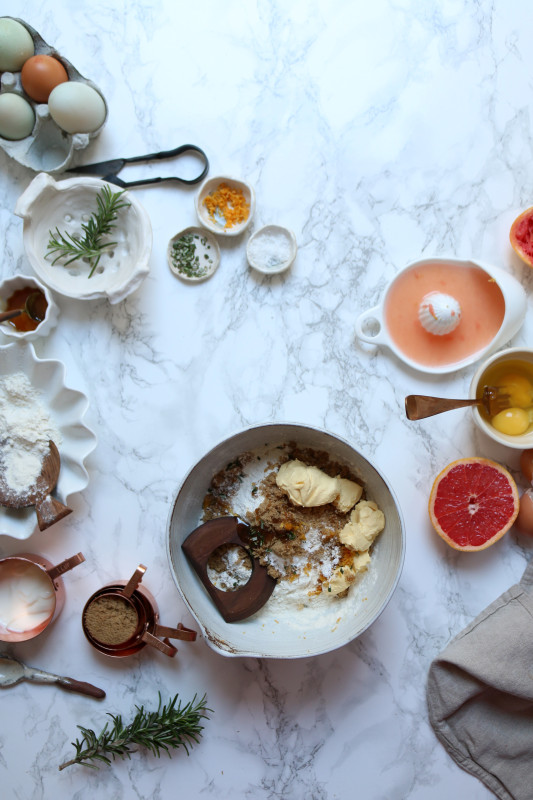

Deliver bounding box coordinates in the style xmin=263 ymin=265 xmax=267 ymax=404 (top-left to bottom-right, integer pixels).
xmin=0 ymin=274 xmax=58 ymax=341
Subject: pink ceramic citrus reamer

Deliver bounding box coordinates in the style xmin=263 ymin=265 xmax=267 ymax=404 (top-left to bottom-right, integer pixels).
xmin=355 ymin=257 xmax=526 ymax=374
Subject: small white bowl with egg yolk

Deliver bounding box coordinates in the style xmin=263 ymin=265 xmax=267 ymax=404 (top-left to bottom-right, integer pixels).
xmin=469 ymin=347 xmax=533 ymax=449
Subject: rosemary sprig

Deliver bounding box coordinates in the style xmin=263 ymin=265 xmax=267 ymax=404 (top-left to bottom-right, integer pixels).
xmin=46 ymin=185 xmax=130 ymax=278
xmin=58 ymin=693 xmax=211 ymax=771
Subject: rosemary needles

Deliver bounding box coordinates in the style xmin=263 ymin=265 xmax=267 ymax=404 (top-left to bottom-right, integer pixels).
xmin=59 ymin=693 xmax=211 ymax=771
xmin=46 ymin=185 xmax=130 ymax=278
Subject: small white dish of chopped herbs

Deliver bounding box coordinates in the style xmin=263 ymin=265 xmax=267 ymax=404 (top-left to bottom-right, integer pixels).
xmin=167 ymin=227 xmax=220 ymax=283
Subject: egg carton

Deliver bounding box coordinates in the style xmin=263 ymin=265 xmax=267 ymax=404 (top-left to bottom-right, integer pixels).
xmin=0 ymin=17 xmax=108 ymax=173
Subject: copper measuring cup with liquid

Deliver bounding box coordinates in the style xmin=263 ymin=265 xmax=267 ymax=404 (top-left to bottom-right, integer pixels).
xmin=81 ymin=564 xmax=196 ymax=658
xmin=0 ymin=551 xmax=85 ymax=643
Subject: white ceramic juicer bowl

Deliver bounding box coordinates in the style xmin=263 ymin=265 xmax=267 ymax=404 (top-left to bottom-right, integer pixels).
xmin=355 ymin=257 xmax=526 ymax=374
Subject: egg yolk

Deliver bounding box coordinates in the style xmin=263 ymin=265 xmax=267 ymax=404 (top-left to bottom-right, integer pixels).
xmin=495 ymin=372 xmax=533 ymax=407
xmin=491 ymin=407 xmax=530 ymax=435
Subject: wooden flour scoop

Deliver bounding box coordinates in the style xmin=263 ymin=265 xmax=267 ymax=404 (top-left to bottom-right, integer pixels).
xmin=182 ymin=517 xmax=277 ymax=623
xmin=0 ymin=440 xmax=72 ymax=531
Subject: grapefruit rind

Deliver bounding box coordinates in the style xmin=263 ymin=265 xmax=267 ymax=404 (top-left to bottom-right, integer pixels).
xmin=510 ymin=207 xmax=533 ymax=267
xmin=428 ymin=457 xmax=519 ymax=552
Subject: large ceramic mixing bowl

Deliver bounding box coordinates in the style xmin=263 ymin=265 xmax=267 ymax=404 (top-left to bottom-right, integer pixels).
xmin=167 ymin=423 xmax=405 ymax=659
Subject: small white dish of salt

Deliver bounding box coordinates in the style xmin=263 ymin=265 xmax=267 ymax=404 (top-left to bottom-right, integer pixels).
xmin=246 ymin=225 xmax=297 ymax=275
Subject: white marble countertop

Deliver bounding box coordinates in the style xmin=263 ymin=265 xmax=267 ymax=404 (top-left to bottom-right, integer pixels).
xmin=1 ymin=1 xmax=532 ymax=797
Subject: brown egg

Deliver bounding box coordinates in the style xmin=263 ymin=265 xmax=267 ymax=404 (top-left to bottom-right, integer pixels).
xmin=515 ymin=489 xmax=533 ymax=534
xmin=520 ymin=448 xmax=533 ymax=484
xmin=21 ymin=55 xmax=68 ymax=103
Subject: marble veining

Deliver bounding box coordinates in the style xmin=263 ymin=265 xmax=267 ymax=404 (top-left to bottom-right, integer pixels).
xmin=1 ymin=0 xmax=532 ymax=798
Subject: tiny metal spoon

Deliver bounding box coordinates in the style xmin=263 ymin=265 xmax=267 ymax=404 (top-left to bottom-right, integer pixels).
xmin=405 ymin=386 xmax=510 ymax=420
xmin=0 ymin=291 xmax=47 ymax=324
xmin=0 ymin=654 xmax=105 ymax=699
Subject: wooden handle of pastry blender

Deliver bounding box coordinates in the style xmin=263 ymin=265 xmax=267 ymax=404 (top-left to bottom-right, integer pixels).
xmin=141 ymin=630 xmax=178 ymax=657
xmin=56 ymin=677 xmax=106 ymax=699
xmin=35 ymin=495 xmax=73 ymax=531
xmin=153 ymin=623 xmax=197 ymax=642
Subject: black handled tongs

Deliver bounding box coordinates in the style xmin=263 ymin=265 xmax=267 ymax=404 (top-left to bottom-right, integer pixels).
xmin=67 ymin=144 xmax=209 ymax=188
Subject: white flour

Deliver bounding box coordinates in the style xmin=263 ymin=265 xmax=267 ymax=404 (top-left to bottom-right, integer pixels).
xmin=0 ymin=373 xmax=62 ymax=496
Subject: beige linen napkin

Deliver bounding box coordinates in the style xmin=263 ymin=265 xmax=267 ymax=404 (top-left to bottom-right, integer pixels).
xmin=427 ymin=559 xmax=533 ymax=800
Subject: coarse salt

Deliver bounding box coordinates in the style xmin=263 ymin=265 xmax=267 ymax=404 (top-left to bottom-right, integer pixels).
xmin=247 ymin=230 xmax=294 ymax=272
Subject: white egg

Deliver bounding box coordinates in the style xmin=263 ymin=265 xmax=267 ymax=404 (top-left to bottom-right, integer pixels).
xmin=0 ymin=18 xmax=34 ymax=72
xmin=0 ymin=93 xmax=35 ymax=140
xmin=48 ymin=82 xmax=106 ymax=134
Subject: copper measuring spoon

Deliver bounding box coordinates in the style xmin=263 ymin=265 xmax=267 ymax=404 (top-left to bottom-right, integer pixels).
xmin=0 ymin=291 xmax=47 ymax=324
xmin=0 ymin=654 xmax=105 ymax=698
xmin=405 ymin=385 xmax=511 ymax=420
xmin=0 ymin=440 xmax=72 ymax=530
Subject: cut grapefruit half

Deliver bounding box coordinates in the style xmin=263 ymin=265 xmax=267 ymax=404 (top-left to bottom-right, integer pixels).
xmin=428 ymin=457 xmax=519 ymax=551
xmin=510 ymin=207 xmax=533 ymax=267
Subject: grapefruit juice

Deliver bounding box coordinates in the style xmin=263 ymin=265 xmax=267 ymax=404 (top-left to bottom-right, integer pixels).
xmin=384 ymin=261 xmax=505 ymax=367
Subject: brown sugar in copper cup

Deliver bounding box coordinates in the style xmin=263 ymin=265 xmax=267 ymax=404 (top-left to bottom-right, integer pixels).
xmin=81 ymin=564 xmax=197 ymax=659
xmin=0 ymin=551 xmax=85 ymax=643
xmin=82 ymin=587 xmax=146 ymax=656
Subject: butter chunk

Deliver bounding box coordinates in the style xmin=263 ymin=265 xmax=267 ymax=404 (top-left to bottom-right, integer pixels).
xmin=326 ymin=565 xmax=356 ymax=596
xmin=339 ymin=500 xmax=385 ymax=552
xmin=276 ymin=460 xmax=363 ymax=512
xmin=351 ymin=550 xmax=371 ymax=573
xmin=325 ymin=551 xmax=371 ymax=596
xmin=276 ymin=460 xmax=339 ymax=507
xmin=332 ymin=477 xmax=363 ymax=513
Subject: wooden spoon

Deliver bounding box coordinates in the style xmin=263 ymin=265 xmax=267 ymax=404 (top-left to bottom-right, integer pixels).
xmin=405 ymin=386 xmax=511 ymax=421
xmin=0 ymin=440 xmax=72 ymax=530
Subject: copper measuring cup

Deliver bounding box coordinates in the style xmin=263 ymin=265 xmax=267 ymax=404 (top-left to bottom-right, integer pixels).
xmin=0 ymin=552 xmax=85 ymax=643
xmin=81 ymin=564 xmax=196 ymax=658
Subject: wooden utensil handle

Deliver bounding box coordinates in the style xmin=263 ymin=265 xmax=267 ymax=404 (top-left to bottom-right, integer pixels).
xmin=405 ymin=395 xmax=478 ymax=420
xmin=58 ymin=677 xmax=106 ymax=698
xmin=35 ymin=495 xmax=73 ymax=531
xmin=0 ymin=309 xmax=23 ymax=323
